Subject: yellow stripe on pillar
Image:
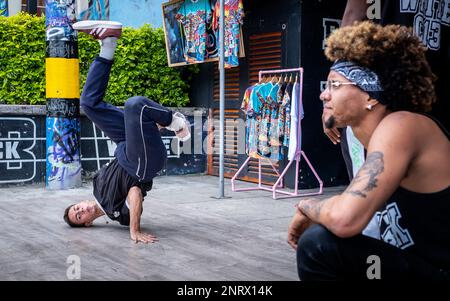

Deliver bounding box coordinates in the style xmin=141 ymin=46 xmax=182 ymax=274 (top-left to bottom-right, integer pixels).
xmin=46 ymin=58 xmax=80 ymax=98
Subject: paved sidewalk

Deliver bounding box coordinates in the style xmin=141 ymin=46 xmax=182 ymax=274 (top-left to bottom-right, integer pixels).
xmin=0 ymin=175 xmax=344 ymax=281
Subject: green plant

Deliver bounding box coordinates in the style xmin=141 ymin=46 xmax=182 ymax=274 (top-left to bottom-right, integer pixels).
xmin=0 ymin=13 xmax=46 ymax=104
xmin=0 ymin=13 xmax=198 ymax=106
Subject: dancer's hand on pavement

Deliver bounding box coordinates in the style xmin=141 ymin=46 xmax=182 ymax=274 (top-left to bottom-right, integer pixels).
xmin=131 ymin=231 xmax=159 ymax=244
xmin=287 ymin=207 xmax=313 ymax=250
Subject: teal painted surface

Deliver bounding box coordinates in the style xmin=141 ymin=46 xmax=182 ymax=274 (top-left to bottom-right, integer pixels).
xmin=0 ymin=0 xmax=8 ymax=16
xmin=78 ymin=0 xmax=110 ymax=20
xmin=110 ymin=0 xmax=163 ymax=28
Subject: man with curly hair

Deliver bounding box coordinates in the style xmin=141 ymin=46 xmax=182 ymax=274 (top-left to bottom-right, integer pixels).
xmin=287 ymin=21 xmax=450 ymax=280
xmin=325 ymin=0 xmax=450 ymax=181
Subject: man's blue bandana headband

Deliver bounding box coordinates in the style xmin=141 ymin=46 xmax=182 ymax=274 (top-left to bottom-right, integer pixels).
xmin=330 ymin=60 xmax=385 ymax=104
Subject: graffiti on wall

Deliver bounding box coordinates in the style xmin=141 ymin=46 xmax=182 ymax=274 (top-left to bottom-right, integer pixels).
xmin=0 ymin=117 xmax=118 ymax=185
xmin=47 ymin=98 xmax=80 ymax=118
xmin=77 ymin=0 xmax=109 ymax=20
xmin=0 ymin=116 xmax=205 ymax=185
xmin=45 ymin=0 xmax=78 ymax=58
xmin=0 ymin=118 xmax=38 ymax=184
xmin=0 ymin=0 xmax=8 ymax=16
xmin=46 ymin=0 xmax=81 ymax=189
xmin=45 ymin=0 xmax=78 ymax=60
xmin=46 ymin=117 xmax=82 ymax=189
xmin=46 ymin=0 xmax=77 ymax=41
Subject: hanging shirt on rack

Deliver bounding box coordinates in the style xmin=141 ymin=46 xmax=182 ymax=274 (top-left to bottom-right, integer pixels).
xmin=245 ymin=83 xmax=267 ymax=158
xmin=240 ymin=86 xmax=252 ymax=114
xmin=268 ymin=82 xmax=282 ymax=161
xmin=257 ymin=82 xmax=276 ymax=158
xmin=205 ymin=1 xmax=219 ymax=59
xmin=176 ymin=0 xmax=212 ymax=63
xmin=288 ymin=81 xmax=304 ymax=161
xmin=241 ymin=84 xmax=259 ymax=157
xmin=241 ymin=86 xmax=251 ymax=155
xmin=279 ymin=81 xmax=293 ymax=148
xmin=269 ymin=81 xmax=285 ymax=148
xmin=212 ymin=0 xmax=244 ymax=68
xmin=250 ymin=83 xmax=264 ymax=116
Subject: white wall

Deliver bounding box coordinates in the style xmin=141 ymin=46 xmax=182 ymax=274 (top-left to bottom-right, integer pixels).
xmin=110 ymin=0 xmax=164 ymax=28
xmin=8 ymin=0 xmax=22 ymax=15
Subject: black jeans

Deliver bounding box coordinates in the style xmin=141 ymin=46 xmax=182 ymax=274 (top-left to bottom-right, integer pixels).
xmin=81 ymin=56 xmax=173 ymax=181
xmin=297 ymin=225 xmax=449 ymax=280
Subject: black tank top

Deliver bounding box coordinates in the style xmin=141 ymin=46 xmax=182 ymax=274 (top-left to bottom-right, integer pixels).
xmin=379 ymin=0 xmax=450 ymax=131
xmin=377 ymin=186 xmax=450 ymax=270
xmin=376 ymin=114 xmax=450 ymax=270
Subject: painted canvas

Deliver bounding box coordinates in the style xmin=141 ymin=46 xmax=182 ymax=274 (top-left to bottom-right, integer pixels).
xmin=162 ymin=0 xmax=186 ymax=66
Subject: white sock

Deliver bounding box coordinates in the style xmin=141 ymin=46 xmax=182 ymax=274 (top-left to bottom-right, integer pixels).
xmin=166 ymin=114 xmax=185 ymax=132
xmin=99 ymin=37 xmax=118 ymax=60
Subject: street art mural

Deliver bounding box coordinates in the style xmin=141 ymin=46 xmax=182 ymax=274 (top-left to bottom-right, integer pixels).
xmin=77 ymin=0 xmax=109 ymax=20
xmin=46 ymin=0 xmax=77 ymax=41
xmin=0 ymin=118 xmax=37 ymax=184
xmin=0 ymin=0 xmax=8 ymax=16
xmin=46 ymin=117 xmax=81 ymax=188
xmin=0 ymin=115 xmax=206 ymax=185
xmin=45 ymin=0 xmax=81 ymax=189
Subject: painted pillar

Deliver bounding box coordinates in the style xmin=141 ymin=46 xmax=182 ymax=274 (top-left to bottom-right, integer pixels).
xmin=45 ymin=0 xmax=81 ymax=189
xmin=0 ymin=0 xmax=8 ymax=16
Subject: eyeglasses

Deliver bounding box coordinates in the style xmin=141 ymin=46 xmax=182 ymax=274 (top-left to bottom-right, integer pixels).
xmin=325 ymin=79 xmax=357 ymax=92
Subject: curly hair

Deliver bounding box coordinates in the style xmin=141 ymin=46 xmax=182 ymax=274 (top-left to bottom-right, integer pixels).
xmin=325 ymin=21 xmax=436 ymax=112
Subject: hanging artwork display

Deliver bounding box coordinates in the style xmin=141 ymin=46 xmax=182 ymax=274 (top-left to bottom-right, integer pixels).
xmin=162 ymin=0 xmax=244 ymax=67
xmin=211 ymin=0 xmax=244 ymax=68
xmin=162 ymin=0 xmax=189 ymax=66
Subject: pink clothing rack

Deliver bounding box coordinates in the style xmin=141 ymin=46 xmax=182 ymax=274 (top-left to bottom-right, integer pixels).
xmin=231 ymin=68 xmax=323 ymax=199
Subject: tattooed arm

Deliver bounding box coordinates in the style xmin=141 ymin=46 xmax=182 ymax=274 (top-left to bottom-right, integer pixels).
xmin=297 ymin=114 xmax=418 ymax=237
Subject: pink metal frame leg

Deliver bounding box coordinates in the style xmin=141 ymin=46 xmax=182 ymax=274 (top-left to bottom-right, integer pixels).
xmin=231 ymin=156 xmax=284 ymax=193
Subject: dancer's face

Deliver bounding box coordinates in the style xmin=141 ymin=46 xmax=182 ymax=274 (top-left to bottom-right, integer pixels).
xmin=68 ymin=200 xmax=97 ymax=227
